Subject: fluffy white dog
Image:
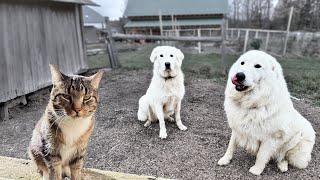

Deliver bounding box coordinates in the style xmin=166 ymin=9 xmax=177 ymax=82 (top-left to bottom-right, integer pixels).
xmin=137 ymin=46 xmax=187 ymax=139
xmin=218 ymin=50 xmax=315 ymax=175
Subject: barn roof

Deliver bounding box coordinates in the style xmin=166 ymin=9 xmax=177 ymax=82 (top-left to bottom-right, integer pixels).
xmin=83 ymin=6 xmax=104 ymax=24
xmin=124 ymin=0 xmax=228 ymax=17
xmin=51 ymin=0 xmax=99 ymax=6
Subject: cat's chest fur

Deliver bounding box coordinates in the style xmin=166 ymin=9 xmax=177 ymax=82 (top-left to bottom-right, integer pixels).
xmin=60 ymin=116 xmax=93 ymax=144
xmin=59 ymin=116 xmax=93 ymax=163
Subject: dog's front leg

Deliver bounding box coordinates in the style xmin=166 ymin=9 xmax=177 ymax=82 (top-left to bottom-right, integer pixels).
xmin=175 ymin=100 xmax=187 ymax=131
xmin=249 ymin=140 xmax=277 ymax=175
xmin=218 ymin=131 xmax=236 ymax=166
xmin=154 ymin=104 xmax=167 ymax=139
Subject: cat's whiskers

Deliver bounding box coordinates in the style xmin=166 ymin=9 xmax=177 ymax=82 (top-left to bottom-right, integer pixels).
xmin=48 ymin=113 xmax=67 ymax=129
xmin=55 ymin=116 xmax=68 ymax=139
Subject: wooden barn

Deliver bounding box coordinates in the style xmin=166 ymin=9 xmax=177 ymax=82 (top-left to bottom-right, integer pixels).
xmin=123 ymin=0 xmax=228 ymax=35
xmin=0 ymin=0 xmax=97 ymax=120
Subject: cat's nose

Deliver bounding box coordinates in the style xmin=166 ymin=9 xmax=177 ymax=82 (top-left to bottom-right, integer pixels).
xmin=74 ymin=108 xmax=81 ymax=113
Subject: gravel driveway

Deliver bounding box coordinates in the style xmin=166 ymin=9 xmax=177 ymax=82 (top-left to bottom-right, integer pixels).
xmin=0 ymin=70 xmax=319 ymax=180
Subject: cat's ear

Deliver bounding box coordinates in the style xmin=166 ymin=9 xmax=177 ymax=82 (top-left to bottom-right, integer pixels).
xmin=49 ymin=64 xmax=66 ymax=85
xmin=89 ymin=70 xmax=104 ymax=89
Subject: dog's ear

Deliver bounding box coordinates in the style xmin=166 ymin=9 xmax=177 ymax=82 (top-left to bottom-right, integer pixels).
xmin=175 ymin=48 xmax=184 ymax=66
xmin=150 ymin=47 xmax=160 ymax=63
xmin=271 ymin=59 xmax=283 ymax=80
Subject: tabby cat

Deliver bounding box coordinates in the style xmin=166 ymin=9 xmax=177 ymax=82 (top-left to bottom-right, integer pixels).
xmin=29 ymin=64 xmax=103 ymax=180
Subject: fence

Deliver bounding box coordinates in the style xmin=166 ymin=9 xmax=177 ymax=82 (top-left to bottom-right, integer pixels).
xmin=102 ymin=17 xmax=227 ymax=72
xmin=226 ymin=28 xmax=320 ymax=57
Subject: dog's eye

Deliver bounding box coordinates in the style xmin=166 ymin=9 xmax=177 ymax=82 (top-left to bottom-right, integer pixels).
xmin=170 ymin=54 xmax=173 ymax=57
xmin=160 ymin=54 xmax=163 ymax=57
xmin=241 ymin=61 xmax=245 ymax=65
xmin=254 ymin=64 xmax=262 ymax=68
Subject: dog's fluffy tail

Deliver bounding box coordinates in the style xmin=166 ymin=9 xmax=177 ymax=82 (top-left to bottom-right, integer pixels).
xmin=137 ymin=95 xmax=148 ymax=122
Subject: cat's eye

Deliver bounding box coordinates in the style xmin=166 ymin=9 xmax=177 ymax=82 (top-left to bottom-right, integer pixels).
xmin=59 ymin=94 xmax=71 ymax=102
xmin=254 ymin=64 xmax=262 ymax=68
xmin=241 ymin=61 xmax=245 ymax=65
xmin=160 ymin=54 xmax=163 ymax=57
xmin=170 ymin=54 xmax=173 ymax=57
xmin=84 ymin=95 xmax=91 ymax=101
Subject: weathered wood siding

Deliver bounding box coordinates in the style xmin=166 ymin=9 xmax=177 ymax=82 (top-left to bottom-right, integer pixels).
xmin=0 ymin=1 xmax=87 ymax=103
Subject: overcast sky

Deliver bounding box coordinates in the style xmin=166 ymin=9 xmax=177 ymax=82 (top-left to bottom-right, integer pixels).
xmin=90 ymin=0 xmax=127 ymax=20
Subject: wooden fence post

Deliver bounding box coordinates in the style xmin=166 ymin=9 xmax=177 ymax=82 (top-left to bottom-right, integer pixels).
xmin=231 ymin=29 xmax=234 ymax=40
xmin=237 ymin=29 xmax=240 ymax=39
xmin=171 ymin=14 xmax=175 ymax=33
xmin=265 ymin=31 xmax=270 ymax=51
xmin=105 ymin=17 xmax=119 ymax=68
xmin=198 ymin=29 xmax=201 ymax=54
xmin=243 ymin=29 xmax=249 ymax=53
xmin=220 ymin=16 xmax=227 ymax=76
xmin=159 ymin=10 xmax=163 ymax=36
xmin=283 ymin=7 xmax=294 ymax=56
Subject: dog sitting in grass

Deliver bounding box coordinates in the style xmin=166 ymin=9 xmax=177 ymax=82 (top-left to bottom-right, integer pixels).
xmin=218 ymin=50 xmax=315 ymax=175
xmin=137 ymin=46 xmax=187 ymax=139
xmin=29 ymin=65 xmax=103 ymax=180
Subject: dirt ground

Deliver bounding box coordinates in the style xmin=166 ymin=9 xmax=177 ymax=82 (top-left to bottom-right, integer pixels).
xmin=0 ymin=70 xmax=319 ymax=180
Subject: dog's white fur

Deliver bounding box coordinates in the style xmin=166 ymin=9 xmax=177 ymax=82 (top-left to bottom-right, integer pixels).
xmin=218 ymin=50 xmax=315 ymax=175
xmin=137 ymin=46 xmax=187 ymax=139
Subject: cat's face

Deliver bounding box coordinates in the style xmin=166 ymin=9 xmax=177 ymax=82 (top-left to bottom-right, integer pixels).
xmin=49 ymin=64 xmax=103 ymax=118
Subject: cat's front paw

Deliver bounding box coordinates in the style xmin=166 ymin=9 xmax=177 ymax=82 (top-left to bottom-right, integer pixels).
xmin=249 ymin=165 xmax=264 ymax=176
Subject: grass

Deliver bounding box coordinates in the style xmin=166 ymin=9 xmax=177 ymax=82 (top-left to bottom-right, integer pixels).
xmin=87 ymin=46 xmax=320 ymax=106
xmin=280 ymin=56 xmax=320 ymax=106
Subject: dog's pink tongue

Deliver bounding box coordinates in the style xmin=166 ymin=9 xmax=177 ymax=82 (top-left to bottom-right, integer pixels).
xmin=231 ymin=75 xmax=240 ymax=85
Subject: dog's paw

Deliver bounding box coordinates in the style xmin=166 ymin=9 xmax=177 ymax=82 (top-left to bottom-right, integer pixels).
xmin=218 ymin=156 xmax=231 ymax=166
xmin=144 ymin=121 xmax=151 ymax=127
xmin=249 ymin=165 xmax=263 ymax=176
xmin=177 ymin=124 xmax=187 ymax=131
xmin=159 ymin=130 xmax=167 ymax=139
xmin=167 ymin=116 xmax=175 ymax=122
xmin=137 ymin=114 xmax=147 ymax=122
xmin=277 ymin=160 xmax=288 ymax=172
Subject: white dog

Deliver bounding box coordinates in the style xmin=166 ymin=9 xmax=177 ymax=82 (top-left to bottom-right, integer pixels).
xmin=137 ymin=46 xmax=187 ymax=139
xmin=218 ymin=50 xmax=315 ymax=175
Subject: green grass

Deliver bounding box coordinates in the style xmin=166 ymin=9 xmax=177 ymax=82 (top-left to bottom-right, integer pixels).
xmin=87 ymin=53 xmax=111 ymax=69
xmin=87 ymin=47 xmax=320 ymax=106
xmin=279 ymin=56 xmax=320 ymax=106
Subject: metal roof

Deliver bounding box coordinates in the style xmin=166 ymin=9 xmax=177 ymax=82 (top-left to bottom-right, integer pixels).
xmin=51 ymin=0 xmax=99 ymax=6
xmin=124 ymin=0 xmax=228 ymax=17
xmin=83 ymin=6 xmax=104 ymax=24
xmin=124 ymin=19 xmax=223 ymax=28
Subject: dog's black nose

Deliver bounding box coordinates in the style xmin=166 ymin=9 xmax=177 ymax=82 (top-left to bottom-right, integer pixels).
xmin=165 ymin=62 xmax=171 ymax=69
xmin=236 ymin=72 xmax=246 ymax=82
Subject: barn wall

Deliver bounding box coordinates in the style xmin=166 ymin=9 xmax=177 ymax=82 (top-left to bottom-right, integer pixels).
xmin=0 ymin=1 xmax=87 ymax=103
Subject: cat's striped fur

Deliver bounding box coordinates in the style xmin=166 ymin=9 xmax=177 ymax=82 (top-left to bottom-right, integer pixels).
xmin=29 ymin=65 xmax=103 ymax=180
